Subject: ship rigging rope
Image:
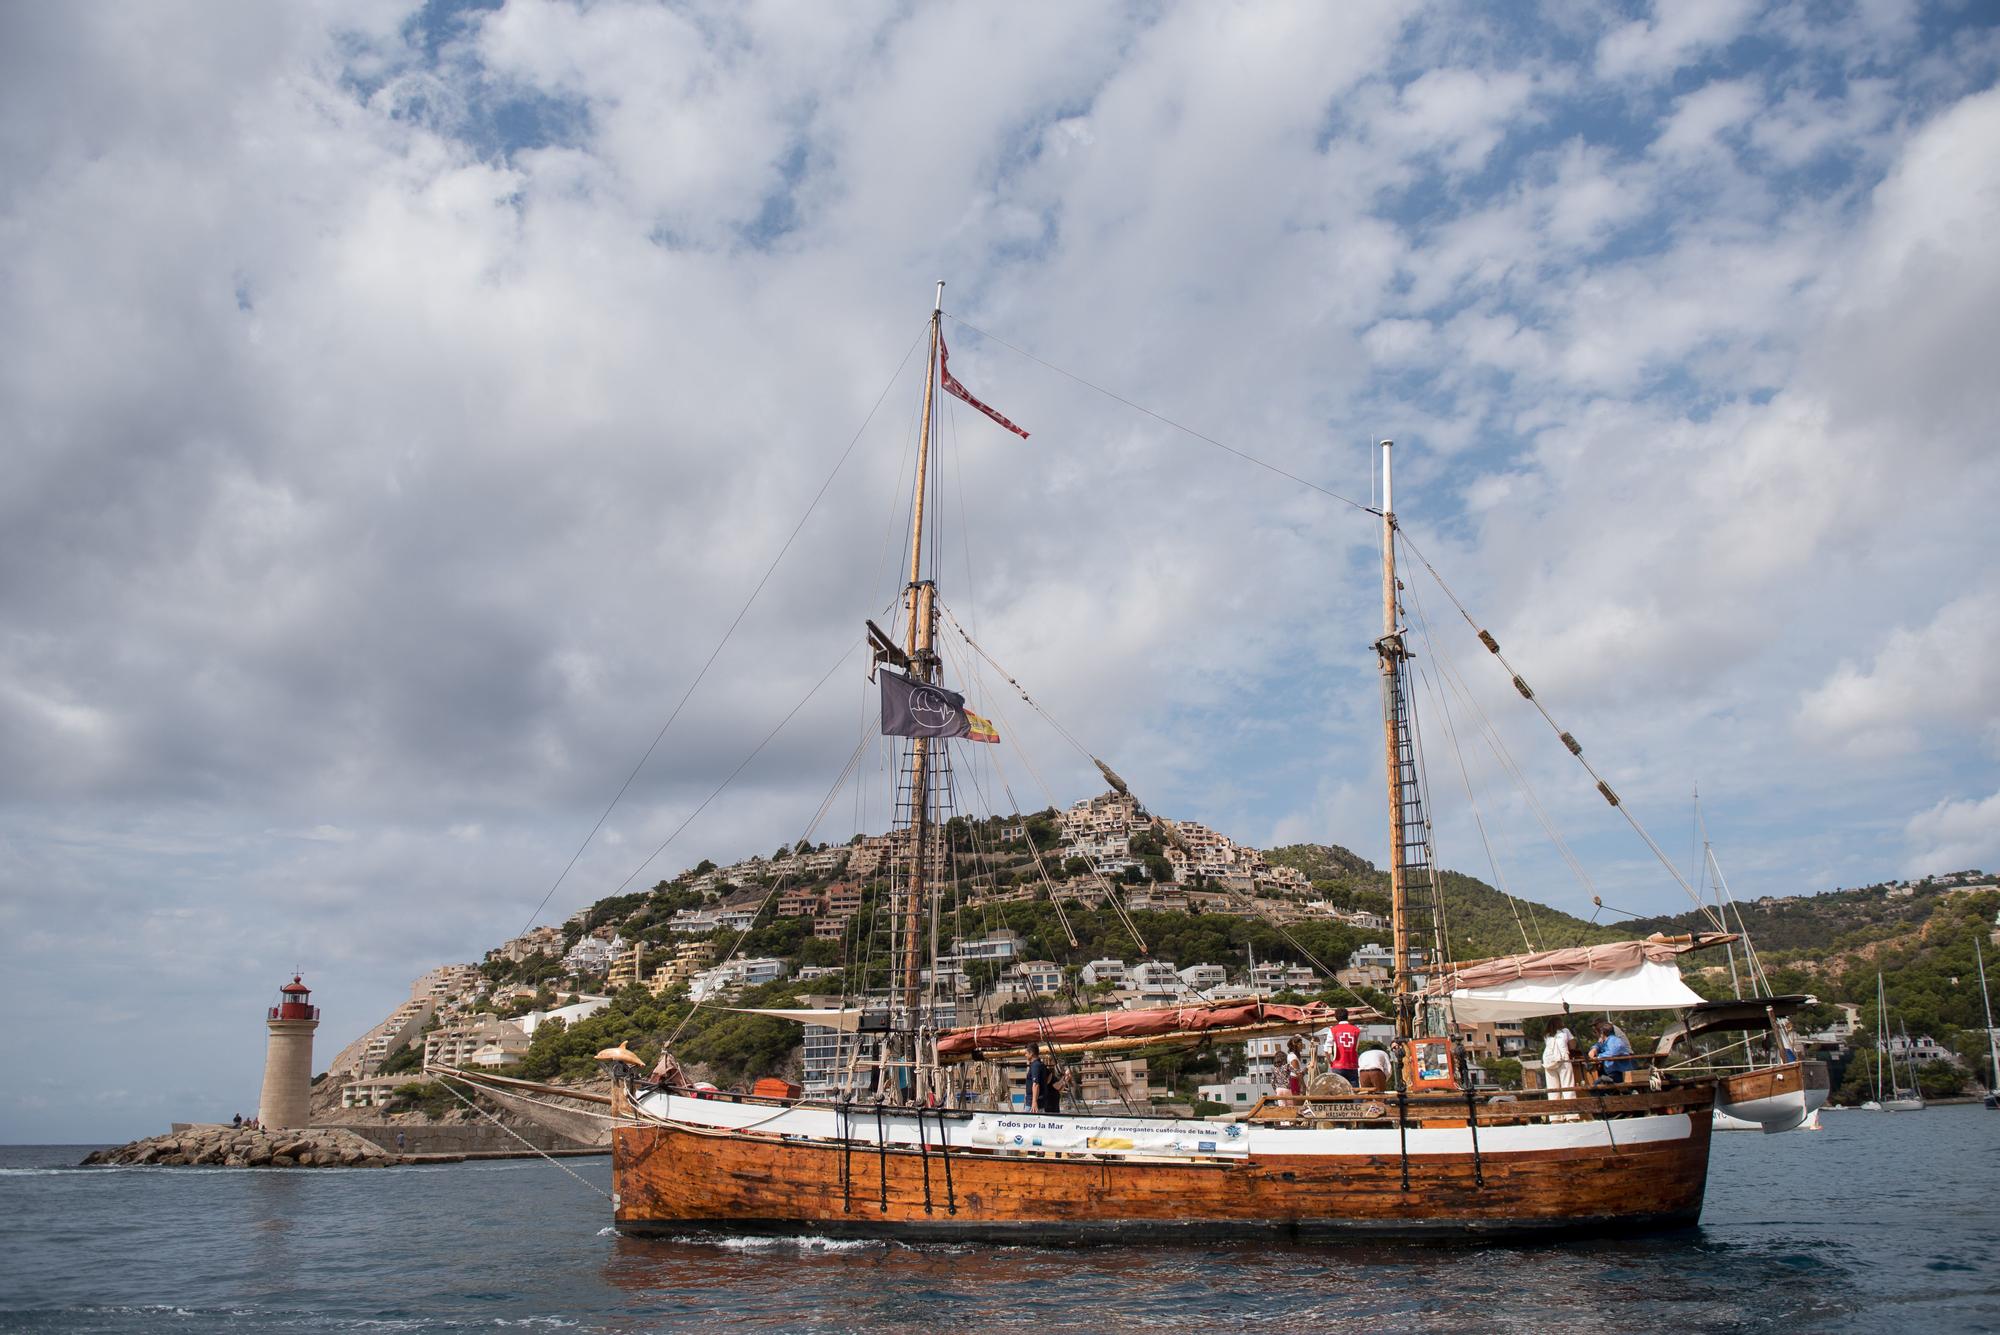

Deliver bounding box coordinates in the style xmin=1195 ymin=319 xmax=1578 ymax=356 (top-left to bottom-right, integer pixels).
xmin=948 ymin=309 xmax=1721 ymax=929
xmin=937 ymin=599 xmax=1381 ymax=1017
xmin=942 ymin=315 xmax=1376 ymax=517
xmin=661 ymin=712 xmax=878 ymax=1048
xmin=938 ymin=633 xmax=1143 ymax=952
xmin=514 ymin=323 xmax=929 ymax=938
xmin=1411 ymin=586 xmax=1599 ymax=905
xmin=1395 ymin=530 xmax=1725 ymax=928
xmin=431 ymin=1076 xmax=613 ymax=1202
xmin=604 ymin=637 xmax=865 ymax=899
xmin=1402 ymin=571 xmax=1540 ymax=952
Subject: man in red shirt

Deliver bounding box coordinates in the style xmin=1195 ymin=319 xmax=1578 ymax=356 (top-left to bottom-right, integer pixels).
xmin=1327 ymin=1008 xmax=1362 ymax=1088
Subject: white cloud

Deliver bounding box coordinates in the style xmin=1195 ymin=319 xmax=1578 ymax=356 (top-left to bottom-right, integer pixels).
xmin=1797 ymin=590 xmax=2000 ymax=757
xmin=1596 ymin=0 xmax=1758 ymax=83
xmin=1652 ymin=77 xmax=1762 ymax=157
xmin=1904 ymin=789 xmax=2000 ymax=877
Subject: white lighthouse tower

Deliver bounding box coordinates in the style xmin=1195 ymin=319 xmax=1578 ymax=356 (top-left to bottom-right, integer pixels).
xmin=258 ymin=974 xmax=320 ymax=1129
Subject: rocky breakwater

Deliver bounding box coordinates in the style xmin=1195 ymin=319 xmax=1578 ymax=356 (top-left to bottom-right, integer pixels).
xmin=82 ymin=1125 xmax=398 ymax=1168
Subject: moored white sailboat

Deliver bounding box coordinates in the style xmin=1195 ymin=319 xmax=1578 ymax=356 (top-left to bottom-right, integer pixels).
xmin=1868 ymin=972 xmax=1925 ymax=1112
xmin=1680 ymin=821 xmax=1830 ymax=1133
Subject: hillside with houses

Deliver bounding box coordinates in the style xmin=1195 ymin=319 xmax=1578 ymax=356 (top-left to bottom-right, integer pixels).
xmin=317 ymin=792 xmax=2000 ymax=1119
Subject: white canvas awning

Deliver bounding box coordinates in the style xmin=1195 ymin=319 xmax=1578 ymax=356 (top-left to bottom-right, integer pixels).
xmin=1442 ymin=958 xmax=1706 ymax=1023
xmin=727 ymin=1007 xmax=868 ymax=1032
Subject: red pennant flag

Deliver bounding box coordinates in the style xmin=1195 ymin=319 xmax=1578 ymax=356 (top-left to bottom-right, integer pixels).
xmin=939 ymin=332 xmax=1029 ymax=439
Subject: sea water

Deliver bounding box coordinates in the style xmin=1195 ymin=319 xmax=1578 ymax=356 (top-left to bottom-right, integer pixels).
xmin=2 ymin=1104 xmax=1997 ymax=1333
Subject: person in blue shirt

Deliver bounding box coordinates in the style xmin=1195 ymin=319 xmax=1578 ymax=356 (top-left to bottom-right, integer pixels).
xmin=1590 ymin=1021 xmax=1636 ymax=1085
xmin=1024 ymin=1043 xmax=1062 ymax=1114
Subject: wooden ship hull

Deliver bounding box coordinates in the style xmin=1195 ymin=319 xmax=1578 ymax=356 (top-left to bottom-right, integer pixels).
xmin=610 ymin=1084 xmax=1715 ymax=1241
xmin=1712 ymin=1060 xmax=1830 ymax=1133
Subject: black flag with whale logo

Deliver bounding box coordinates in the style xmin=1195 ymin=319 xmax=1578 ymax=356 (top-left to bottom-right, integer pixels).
xmin=879 ymin=670 xmax=999 ymax=743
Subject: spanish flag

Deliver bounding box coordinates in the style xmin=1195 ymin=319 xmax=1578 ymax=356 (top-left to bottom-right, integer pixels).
xmin=965 ymin=710 xmax=1001 ymax=745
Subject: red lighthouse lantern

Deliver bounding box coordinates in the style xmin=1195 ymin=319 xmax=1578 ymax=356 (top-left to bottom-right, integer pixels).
xmin=270 ymin=975 xmax=319 ymax=1022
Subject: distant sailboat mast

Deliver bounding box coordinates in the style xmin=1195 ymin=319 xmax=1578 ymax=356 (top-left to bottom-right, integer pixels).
xmin=1875 ymin=972 xmax=1889 ymax=1104
xmin=1978 ymin=938 xmax=1999 ymax=1097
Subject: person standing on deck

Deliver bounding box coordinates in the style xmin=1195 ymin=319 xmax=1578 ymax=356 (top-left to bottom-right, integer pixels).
xmin=1327 ymin=1008 xmax=1362 ymax=1087
xmin=1025 ymin=1044 xmax=1061 ymax=1114
xmin=1542 ymin=1021 xmax=1577 ymax=1100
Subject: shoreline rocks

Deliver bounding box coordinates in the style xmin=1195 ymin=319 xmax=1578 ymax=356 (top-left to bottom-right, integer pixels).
xmin=81 ymin=1125 xmax=397 ymax=1169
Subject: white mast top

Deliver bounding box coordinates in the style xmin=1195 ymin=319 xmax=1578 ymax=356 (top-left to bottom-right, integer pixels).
xmin=1380 ymin=439 xmax=1394 ymax=515
xmin=934 ymin=280 xmax=945 ymax=314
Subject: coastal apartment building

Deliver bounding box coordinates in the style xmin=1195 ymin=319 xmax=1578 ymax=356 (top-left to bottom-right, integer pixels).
xmin=689 ymin=956 xmax=789 ymax=1002
xmin=645 ymin=940 xmax=717 ymax=996
xmin=1060 ymin=792 xmax=1144 ymax=842
xmin=416 ymin=964 xmax=483 ymax=1004
xmin=775 ymin=885 xmax=825 ymax=917
xmin=1081 ymin=958 xmax=1128 ymax=987
xmin=1262 ymin=864 xmax=1311 ymax=892
xmin=487 ymin=925 xmax=564 ymax=964
xmin=1886 ymin=1033 xmax=1957 ymax=1064
xmin=1455 ymin=1019 xmax=1530 ymax=1063
xmin=564 ymin=934 xmax=622 ymax=973
xmin=1122 ymin=885 xmax=1189 ymax=912
xmin=340 ymin=1075 xmax=404 ymax=1109
xmin=1128 ymin=960 xmax=1187 ymax=1000
xmin=1179 ymin=963 xmax=1229 ymax=992
xmin=425 ymin=1018 xmax=529 ymax=1070
xmin=779 ymin=847 xmax=847 ymax=877
xmin=1163 ymin=819 xmax=1239 ymax=878
xmin=1338 ymin=943 xmax=1395 ymax=990
xmin=670 ymin=906 xmax=758 ymax=934
xmin=995 ymin=960 xmax=1063 ymax=999
xmin=845 ymin=837 xmax=891 ymax=880
xmin=1249 ymin=961 xmax=1319 ymax=992
xmin=516 ymin=996 xmax=611 ymax=1037
xmin=360 ymin=997 xmax=436 ymax=1074
xmin=1200 ymin=1075 xmax=1276 ymax=1108
xmin=943 ymin=930 xmax=1021 ymax=968
xmin=606 ymin=944 xmax=645 ymax=991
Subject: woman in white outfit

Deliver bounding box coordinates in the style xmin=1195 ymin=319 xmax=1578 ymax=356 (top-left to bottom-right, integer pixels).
xmin=1542 ymin=1021 xmax=1576 ymax=1099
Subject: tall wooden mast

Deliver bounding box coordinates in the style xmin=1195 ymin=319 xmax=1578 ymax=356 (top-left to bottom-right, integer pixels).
xmin=1376 ymin=439 xmax=1413 ymax=1043
xmin=898 ymin=282 xmax=945 ymax=1032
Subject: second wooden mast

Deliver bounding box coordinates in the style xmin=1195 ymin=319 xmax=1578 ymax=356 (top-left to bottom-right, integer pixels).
xmin=898 ymin=283 xmax=946 ymax=1058
xmin=1376 ymin=438 xmax=1413 ymax=1046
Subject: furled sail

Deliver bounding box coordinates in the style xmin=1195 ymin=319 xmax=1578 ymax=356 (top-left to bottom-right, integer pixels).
xmin=1421 ymin=932 xmax=1736 ymax=1023
xmin=936 ymin=997 xmax=1359 ymax=1061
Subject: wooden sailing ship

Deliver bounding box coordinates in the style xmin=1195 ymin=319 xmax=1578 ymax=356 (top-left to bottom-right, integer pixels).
xmin=594 ymin=286 xmax=1726 ymax=1239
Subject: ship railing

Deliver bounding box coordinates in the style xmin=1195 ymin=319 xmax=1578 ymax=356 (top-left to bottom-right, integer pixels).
xmin=1242 ymin=1080 xmax=1709 ymax=1126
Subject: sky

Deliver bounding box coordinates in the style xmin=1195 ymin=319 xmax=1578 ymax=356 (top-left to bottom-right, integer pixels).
xmin=3 ymin=0 xmax=1998 ymax=1143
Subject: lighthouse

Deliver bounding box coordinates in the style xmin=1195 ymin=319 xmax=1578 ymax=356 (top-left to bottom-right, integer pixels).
xmin=258 ymin=975 xmax=320 ymax=1129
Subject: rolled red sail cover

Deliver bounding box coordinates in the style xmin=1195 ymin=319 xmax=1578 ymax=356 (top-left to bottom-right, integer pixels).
xmin=936 ymin=999 xmax=1339 ymax=1057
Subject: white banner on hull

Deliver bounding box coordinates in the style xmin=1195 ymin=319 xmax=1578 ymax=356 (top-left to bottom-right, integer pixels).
xmin=970 ymin=1113 xmax=1251 ymax=1158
